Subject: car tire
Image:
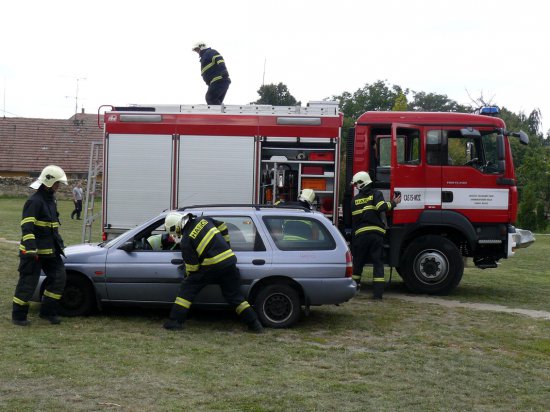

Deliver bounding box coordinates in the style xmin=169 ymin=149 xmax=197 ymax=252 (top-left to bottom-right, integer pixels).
xmin=400 ymin=235 xmax=463 ymax=295
xmin=255 ymin=284 xmax=301 ymax=328
xmin=59 ymin=275 xmax=95 ymax=316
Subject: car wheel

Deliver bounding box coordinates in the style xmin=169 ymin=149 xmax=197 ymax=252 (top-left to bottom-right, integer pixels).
xmin=400 ymin=235 xmax=463 ymax=295
xmin=59 ymin=275 xmax=95 ymax=316
xmin=255 ymin=284 xmax=301 ymax=328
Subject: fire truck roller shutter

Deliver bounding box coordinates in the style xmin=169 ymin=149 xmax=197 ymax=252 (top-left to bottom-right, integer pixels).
xmin=106 ymin=134 xmax=173 ymax=228
xmin=178 ymin=136 xmax=256 ymax=205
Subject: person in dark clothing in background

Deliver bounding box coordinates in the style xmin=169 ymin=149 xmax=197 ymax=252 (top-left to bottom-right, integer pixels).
xmin=12 ymin=165 xmax=68 ymax=326
xmin=350 ymin=171 xmax=401 ymax=299
xmin=192 ymin=41 xmax=231 ymax=105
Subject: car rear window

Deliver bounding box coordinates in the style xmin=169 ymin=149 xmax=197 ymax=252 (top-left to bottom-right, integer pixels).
xmin=210 ymin=216 xmax=266 ymax=252
xmin=263 ymin=216 xmax=336 ymax=251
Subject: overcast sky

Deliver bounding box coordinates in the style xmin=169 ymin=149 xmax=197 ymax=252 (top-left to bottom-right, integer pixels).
xmin=1 ymin=0 xmax=548 ymax=133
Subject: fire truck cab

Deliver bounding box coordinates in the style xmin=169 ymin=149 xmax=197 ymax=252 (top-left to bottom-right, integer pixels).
xmin=343 ymin=109 xmax=534 ymax=294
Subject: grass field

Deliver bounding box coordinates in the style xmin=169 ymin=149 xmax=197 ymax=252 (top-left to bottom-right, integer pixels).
xmin=0 ymin=197 xmax=548 ymax=411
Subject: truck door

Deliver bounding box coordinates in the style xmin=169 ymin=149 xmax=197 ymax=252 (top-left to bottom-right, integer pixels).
xmin=441 ymin=128 xmax=509 ymax=223
xmin=391 ymin=124 xmax=426 ymax=225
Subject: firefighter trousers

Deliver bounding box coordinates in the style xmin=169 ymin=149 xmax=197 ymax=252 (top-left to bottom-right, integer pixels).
xmin=351 ymin=232 xmax=385 ymax=298
xmin=12 ymin=254 xmax=66 ymax=321
xmin=168 ymin=263 xmax=258 ymax=326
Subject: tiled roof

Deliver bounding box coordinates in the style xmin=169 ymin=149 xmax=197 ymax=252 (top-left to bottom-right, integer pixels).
xmin=0 ymin=113 xmax=104 ymax=175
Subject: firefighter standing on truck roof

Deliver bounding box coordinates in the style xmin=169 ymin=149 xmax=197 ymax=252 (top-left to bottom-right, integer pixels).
xmin=351 ymin=171 xmax=401 ymax=299
xmin=12 ymin=165 xmax=68 ymax=326
xmin=192 ymin=41 xmax=231 ymax=105
xmin=162 ymin=212 xmax=264 ymax=333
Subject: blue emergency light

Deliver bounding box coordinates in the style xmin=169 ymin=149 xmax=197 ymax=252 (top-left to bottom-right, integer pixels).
xmin=479 ymin=106 xmax=500 ymax=116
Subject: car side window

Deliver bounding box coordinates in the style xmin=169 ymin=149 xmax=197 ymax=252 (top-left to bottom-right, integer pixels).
xmin=133 ymin=220 xmax=179 ymax=252
xmin=211 ymin=216 xmax=266 ymax=252
xmin=263 ymin=216 xmax=336 ymax=251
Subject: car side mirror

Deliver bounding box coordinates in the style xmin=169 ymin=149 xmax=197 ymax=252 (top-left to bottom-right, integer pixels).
xmin=119 ymin=241 xmax=134 ymax=252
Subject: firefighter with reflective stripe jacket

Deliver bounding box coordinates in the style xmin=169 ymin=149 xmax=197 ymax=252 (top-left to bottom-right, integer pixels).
xmin=192 ymin=41 xmax=231 ymax=105
xmin=12 ymin=165 xmax=68 ymax=326
xmin=163 ymin=212 xmax=264 ymax=333
xmin=350 ymin=171 xmax=401 ymax=299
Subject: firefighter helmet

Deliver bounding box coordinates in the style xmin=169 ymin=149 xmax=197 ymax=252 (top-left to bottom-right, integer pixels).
xmin=299 ymin=188 xmax=316 ymax=205
xmin=351 ymin=171 xmax=372 ymax=189
xmin=192 ymin=41 xmax=207 ymax=51
xmin=164 ymin=212 xmax=191 ymax=237
xmin=30 ymin=165 xmax=68 ymax=189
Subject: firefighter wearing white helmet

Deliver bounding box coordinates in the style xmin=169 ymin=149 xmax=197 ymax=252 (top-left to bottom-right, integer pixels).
xmin=275 ymin=188 xmax=316 ymax=210
xmin=192 ymin=41 xmax=231 ymax=105
xmin=12 ymin=165 xmax=68 ymax=326
xmin=350 ymin=171 xmax=401 ymax=299
xmin=163 ymin=211 xmax=264 ymax=333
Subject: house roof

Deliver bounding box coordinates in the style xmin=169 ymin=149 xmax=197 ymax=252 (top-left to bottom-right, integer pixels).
xmin=0 ymin=113 xmax=104 ymax=175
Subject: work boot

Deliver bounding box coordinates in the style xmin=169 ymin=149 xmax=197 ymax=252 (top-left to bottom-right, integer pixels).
xmin=373 ymin=280 xmax=384 ymax=299
xmin=39 ymin=314 xmax=61 ymax=324
xmin=12 ymin=301 xmax=30 ymax=326
xmin=12 ymin=319 xmax=30 ymax=326
xmin=163 ymin=319 xmax=184 ymax=330
xmin=248 ymin=319 xmax=265 ymax=334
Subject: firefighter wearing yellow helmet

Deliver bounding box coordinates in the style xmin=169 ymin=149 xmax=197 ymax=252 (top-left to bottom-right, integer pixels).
xmin=163 ymin=212 xmax=264 ymax=333
xmin=350 ymin=171 xmax=401 ymax=299
xmin=12 ymin=165 xmax=68 ymax=326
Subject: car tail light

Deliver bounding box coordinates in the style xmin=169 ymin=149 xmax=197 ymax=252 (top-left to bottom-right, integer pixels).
xmin=102 ymin=232 xmax=107 ymax=242
xmin=345 ymin=250 xmax=353 ymax=278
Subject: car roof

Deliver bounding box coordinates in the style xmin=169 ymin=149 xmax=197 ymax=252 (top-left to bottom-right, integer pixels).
xmin=176 ymin=204 xmax=315 ymax=216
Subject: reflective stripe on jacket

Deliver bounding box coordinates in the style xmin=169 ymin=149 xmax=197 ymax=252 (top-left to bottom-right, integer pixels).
xmin=199 ymin=48 xmax=230 ymax=85
xmin=180 ymin=217 xmax=235 ymax=274
xmin=19 ymin=187 xmax=65 ymax=257
xmin=351 ymin=187 xmax=395 ymax=237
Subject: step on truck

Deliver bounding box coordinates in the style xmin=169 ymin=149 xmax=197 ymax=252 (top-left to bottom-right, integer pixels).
xmin=342 ymin=107 xmax=535 ymax=294
xmin=100 ymin=102 xmax=343 ymax=240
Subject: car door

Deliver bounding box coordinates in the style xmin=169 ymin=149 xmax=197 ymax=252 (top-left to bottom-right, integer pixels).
xmin=104 ymin=219 xmax=183 ymax=303
xmin=195 ymin=214 xmax=273 ymax=303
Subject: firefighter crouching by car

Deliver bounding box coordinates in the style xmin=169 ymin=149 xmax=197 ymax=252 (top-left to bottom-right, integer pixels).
xmin=162 ymin=212 xmax=264 ymax=333
xmin=12 ymin=165 xmax=68 ymax=326
xmin=351 ymin=171 xmax=401 ymax=299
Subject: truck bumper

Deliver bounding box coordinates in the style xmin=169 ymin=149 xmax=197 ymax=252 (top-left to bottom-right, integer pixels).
xmin=507 ymin=226 xmax=535 ymax=257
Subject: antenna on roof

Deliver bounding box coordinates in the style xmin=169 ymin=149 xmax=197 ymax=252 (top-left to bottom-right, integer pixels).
xmin=66 ymin=77 xmax=86 ymax=118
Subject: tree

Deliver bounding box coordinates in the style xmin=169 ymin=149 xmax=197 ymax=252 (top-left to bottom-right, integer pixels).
xmin=392 ymin=92 xmax=408 ymax=111
xmin=410 ymin=91 xmax=470 ymax=112
xmin=253 ymin=83 xmax=300 ymax=106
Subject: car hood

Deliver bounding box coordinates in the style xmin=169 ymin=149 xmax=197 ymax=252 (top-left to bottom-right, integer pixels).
xmin=64 ymin=243 xmax=107 ymax=261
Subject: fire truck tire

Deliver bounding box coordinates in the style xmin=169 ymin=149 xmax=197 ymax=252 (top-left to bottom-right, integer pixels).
xmin=400 ymin=235 xmax=463 ymax=295
xmin=255 ymin=284 xmax=301 ymax=328
xmin=58 ymin=274 xmax=96 ymax=317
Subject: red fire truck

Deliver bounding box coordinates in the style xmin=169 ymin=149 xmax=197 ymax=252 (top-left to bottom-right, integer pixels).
xmin=342 ymin=108 xmax=535 ymax=294
xmin=100 ymin=102 xmax=342 ymax=238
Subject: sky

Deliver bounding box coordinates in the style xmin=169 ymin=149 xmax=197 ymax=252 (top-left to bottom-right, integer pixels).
xmin=1 ymin=0 xmax=549 ymax=133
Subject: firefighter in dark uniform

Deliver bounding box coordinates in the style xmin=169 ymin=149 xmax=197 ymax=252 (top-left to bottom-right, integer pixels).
xmin=12 ymin=165 xmax=68 ymax=326
xmin=192 ymin=41 xmax=231 ymax=105
xmin=163 ymin=212 xmax=264 ymax=333
xmin=350 ymin=171 xmax=401 ymax=299
xmin=275 ymin=188 xmax=316 ymax=210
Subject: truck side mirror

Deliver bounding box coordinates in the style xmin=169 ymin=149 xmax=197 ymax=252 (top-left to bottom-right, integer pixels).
xmin=518 ymin=130 xmax=529 ymax=145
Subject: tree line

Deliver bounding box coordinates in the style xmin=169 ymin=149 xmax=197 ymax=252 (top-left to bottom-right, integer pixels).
xmin=254 ymin=81 xmax=549 ymax=232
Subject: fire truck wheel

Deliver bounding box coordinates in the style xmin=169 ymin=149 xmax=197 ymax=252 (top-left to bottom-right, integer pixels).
xmin=255 ymin=284 xmax=301 ymax=328
xmin=401 ymin=235 xmax=463 ymax=295
xmin=58 ymin=274 xmax=96 ymax=317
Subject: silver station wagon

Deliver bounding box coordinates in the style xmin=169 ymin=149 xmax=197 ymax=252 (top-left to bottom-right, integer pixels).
xmin=33 ymin=205 xmax=357 ymax=328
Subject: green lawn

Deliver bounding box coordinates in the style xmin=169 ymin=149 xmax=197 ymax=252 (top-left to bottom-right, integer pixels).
xmin=0 ymin=197 xmax=548 ymax=411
